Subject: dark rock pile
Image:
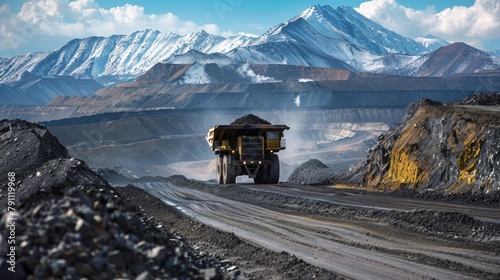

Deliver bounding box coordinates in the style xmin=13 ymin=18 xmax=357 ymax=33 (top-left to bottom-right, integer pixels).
xmin=0 ymin=119 xmax=230 ymax=279
xmin=0 ymin=119 xmax=112 ymax=211
xmin=0 ymin=120 xmax=69 ymax=187
xmin=231 ymin=114 xmax=271 ymax=125
xmin=452 ymin=92 xmax=500 ymax=105
xmin=1 ymin=182 xmax=227 ymax=279
xmin=287 ymin=159 xmax=337 ymax=185
xmin=298 ymin=159 xmax=329 ymax=169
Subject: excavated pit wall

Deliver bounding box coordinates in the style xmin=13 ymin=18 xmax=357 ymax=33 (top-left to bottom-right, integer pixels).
xmin=44 ymin=108 xmax=404 ymax=177
xmin=345 ymin=100 xmax=500 ymax=194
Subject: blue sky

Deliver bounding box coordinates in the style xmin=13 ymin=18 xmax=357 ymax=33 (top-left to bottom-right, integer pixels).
xmin=95 ymin=1 xmax=477 ymax=34
xmin=1 ymin=0 xmax=499 ymax=57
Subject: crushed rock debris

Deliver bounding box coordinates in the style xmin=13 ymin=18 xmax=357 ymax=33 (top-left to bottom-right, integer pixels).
xmin=0 ymin=119 xmax=235 ymax=279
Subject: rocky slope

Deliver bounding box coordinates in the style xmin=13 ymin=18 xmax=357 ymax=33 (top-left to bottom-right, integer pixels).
xmin=35 ymin=75 xmax=499 ymax=118
xmin=398 ymin=43 xmax=500 ymax=77
xmin=0 ymin=75 xmax=103 ymax=105
xmin=343 ymin=94 xmax=500 ymax=195
xmin=132 ymin=63 xmax=358 ymax=86
xmin=0 ymin=120 xmax=233 ymax=278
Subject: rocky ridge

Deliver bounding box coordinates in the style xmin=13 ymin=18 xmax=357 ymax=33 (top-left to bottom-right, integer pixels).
xmin=0 ymin=120 xmax=235 ymax=279
xmin=343 ymin=94 xmax=500 ymax=195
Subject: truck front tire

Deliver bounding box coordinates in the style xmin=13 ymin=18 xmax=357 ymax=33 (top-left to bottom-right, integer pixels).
xmin=254 ymin=154 xmax=280 ymax=184
xmin=222 ymin=155 xmax=236 ymax=184
xmin=216 ymin=155 xmax=223 ymax=184
xmin=268 ymin=154 xmax=280 ymax=184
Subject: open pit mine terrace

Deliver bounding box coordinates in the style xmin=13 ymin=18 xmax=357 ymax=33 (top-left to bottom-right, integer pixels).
xmin=1 ymin=95 xmax=500 ymax=279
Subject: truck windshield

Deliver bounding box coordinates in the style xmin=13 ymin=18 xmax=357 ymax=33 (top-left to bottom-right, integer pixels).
xmin=267 ymin=132 xmax=279 ymax=140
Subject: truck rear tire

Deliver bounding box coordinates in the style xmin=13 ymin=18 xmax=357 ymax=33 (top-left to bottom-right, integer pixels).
xmin=216 ymin=156 xmax=223 ymax=184
xmin=222 ymin=155 xmax=236 ymax=184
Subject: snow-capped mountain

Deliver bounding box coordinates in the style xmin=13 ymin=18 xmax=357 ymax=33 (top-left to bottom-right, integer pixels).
xmin=228 ymin=5 xmax=428 ymax=70
xmin=397 ymin=42 xmax=500 ymax=77
xmin=2 ymin=4 xmax=496 ymax=86
xmin=0 ymin=29 xmax=256 ymax=84
xmin=292 ymin=5 xmax=428 ymax=55
xmin=0 ymin=4 xmax=434 ymax=84
xmin=415 ymin=34 xmax=449 ymax=51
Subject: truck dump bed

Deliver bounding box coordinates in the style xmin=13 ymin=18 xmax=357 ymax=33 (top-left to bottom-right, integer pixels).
xmin=206 ymin=124 xmax=290 ymax=151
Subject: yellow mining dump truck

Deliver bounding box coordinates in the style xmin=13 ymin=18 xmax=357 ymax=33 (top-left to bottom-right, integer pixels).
xmin=206 ymin=120 xmax=289 ymax=184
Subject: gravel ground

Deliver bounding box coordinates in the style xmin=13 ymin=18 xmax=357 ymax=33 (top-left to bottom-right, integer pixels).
xmin=113 ymin=175 xmax=500 ymax=279
xmin=161 ymin=176 xmax=500 ymax=246
xmin=117 ymin=185 xmax=343 ymax=280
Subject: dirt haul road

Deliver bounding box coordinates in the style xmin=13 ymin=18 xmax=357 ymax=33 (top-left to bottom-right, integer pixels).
xmin=126 ymin=178 xmax=500 ymax=279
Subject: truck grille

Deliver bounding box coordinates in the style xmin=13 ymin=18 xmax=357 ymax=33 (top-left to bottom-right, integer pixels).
xmin=240 ymin=137 xmax=264 ymax=160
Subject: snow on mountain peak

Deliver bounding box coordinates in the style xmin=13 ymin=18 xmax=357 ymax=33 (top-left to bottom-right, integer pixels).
xmin=415 ymin=34 xmax=450 ymax=51
xmin=297 ymin=4 xmax=321 ymax=19
xmin=277 ymin=4 xmax=429 ymax=56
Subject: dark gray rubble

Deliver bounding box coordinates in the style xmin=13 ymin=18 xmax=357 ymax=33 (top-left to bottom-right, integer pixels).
xmin=287 ymin=159 xmax=337 ymax=185
xmin=0 ymin=119 xmax=235 ymax=279
xmin=0 ymin=120 xmax=69 ymax=185
xmin=452 ymin=92 xmax=500 ymax=105
xmin=230 ymin=114 xmax=271 ymax=125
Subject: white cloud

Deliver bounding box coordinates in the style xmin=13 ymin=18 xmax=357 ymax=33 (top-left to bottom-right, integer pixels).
xmin=0 ymin=0 xmax=228 ymax=57
xmin=356 ymin=0 xmax=500 ymax=49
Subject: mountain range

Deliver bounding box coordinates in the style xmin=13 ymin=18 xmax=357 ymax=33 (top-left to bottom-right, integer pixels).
xmin=0 ymin=4 xmax=499 ymax=105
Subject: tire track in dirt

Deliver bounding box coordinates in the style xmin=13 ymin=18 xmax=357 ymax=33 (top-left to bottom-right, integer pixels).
xmin=131 ymin=180 xmax=499 ymax=279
